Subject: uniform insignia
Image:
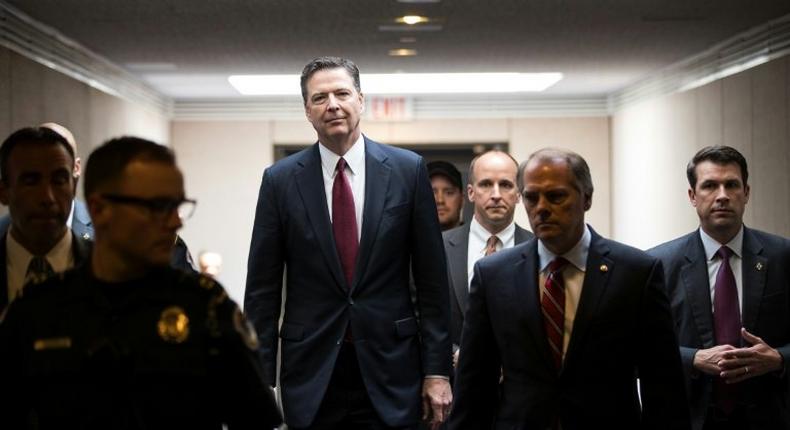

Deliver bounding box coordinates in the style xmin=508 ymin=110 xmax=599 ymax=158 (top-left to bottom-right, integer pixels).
xmin=157 ymin=306 xmax=190 ymax=343
xmin=599 ymin=264 xmax=608 ymax=272
xmin=199 ymin=275 xmax=217 ymax=290
xmin=756 ymin=262 xmax=764 ymax=271
xmin=82 ymin=233 xmax=90 ymax=240
xmin=233 ymin=307 xmax=259 ymax=350
xmin=34 ymin=337 xmax=72 ymax=351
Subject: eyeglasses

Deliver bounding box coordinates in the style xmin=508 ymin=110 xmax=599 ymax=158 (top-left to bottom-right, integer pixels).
xmin=101 ymin=194 xmax=197 ymax=221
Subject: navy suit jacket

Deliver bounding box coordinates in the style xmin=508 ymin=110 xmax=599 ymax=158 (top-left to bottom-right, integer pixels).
xmin=443 ymin=222 xmax=533 ymax=348
xmin=244 ymin=137 xmax=451 ymax=428
xmin=448 ymin=228 xmax=690 ymax=430
xmin=648 ymin=227 xmax=790 ymax=430
xmin=0 ymin=230 xmax=91 ymax=314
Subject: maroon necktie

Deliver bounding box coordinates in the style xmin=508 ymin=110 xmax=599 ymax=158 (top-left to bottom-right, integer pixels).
xmin=541 ymin=257 xmax=568 ymax=370
xmin=713 ymin=246 xmax=740 ymax=414
xmin=332 ymin=158 xmax=359 ymax=287
xmin=485 ymin=236 xmax=500 ymax=256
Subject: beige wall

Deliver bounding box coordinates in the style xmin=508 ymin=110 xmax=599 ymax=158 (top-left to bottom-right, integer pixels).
xmin=612 ymin=56 xmax=790 ymax=249
xmin=172 ymin=116 xmax=610 ymax=303
xmin=0 ymin=45 xmax=170 ymax=202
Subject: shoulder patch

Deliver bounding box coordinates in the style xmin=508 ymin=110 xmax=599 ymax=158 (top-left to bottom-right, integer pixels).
xmin=233 ymin=307 xmax=260 ymax=351
xmin=198 ymin=274 xmax=218 ymax=291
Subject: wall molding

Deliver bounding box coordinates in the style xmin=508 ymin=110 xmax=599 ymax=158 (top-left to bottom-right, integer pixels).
xmin=608 ymin=13 xmax=790 ymax=112
xmin=0 ymin=1 xmax=172 ymax=116
xmin=173 ymin=96 xmax=609 ymax=121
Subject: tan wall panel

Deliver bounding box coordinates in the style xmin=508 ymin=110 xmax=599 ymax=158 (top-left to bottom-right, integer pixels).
xmin=0 ymin=47 xmax=10 ymax=139
xmin=696 ymin=80 xmax=723 ymax=149
xmin=172 ymin=121 xmax=273 ymax=302
xmin=750 ymin=60 xmax=789 ymax=236
xmin=9 ymin=53 xmax=45 ymax=128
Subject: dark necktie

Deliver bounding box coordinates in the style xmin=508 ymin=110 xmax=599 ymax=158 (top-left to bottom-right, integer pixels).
xmin=25 ymin=256 xmax=55 ymax=285
xmin=332 ymin=158 xmax=359 ymax=287
xmin=713 ymin=246 xmax=740 ymax=414
xmin=541 ymin=257 xmax=568 ymax=370
xmin=484 ymin=235 xmax=500 ymax=256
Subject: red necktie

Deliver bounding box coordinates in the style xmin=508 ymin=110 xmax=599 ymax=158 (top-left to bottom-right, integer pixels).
xmin=713 ymin=246 xmax=740 ymax=414
xmin=332 ymin=158 xmax=358 ymax=287
xmin=541 ymin=258 xmax=568 ymax=370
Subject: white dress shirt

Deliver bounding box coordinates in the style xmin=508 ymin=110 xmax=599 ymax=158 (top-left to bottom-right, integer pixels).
xmin=6 ymin=229 xmax=74 ymax=303
xmin=467 ymin=217 xmax=516 ymax=289
xmin=699 ymin=226 xmax=744 ymax=317
xmin=318 ymin=135 xmax=366 ymax=241
xmin=537 ymin=224 xmax=591 ymax=361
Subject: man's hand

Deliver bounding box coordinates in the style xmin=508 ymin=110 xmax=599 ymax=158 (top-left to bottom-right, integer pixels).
xmin=718 ymin=328 xmax=783 ymax=383
xmin=422 ymin=377 xmax=452 ymax=430
xmin=693 ymin=344 xmax=737 ymax=375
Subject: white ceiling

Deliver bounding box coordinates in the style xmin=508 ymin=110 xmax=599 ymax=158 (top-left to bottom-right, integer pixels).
xmin=6 ymin=0 xmax=790 ymax=100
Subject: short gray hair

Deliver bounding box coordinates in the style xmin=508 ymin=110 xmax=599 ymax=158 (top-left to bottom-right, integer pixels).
xmin=517 ymin=148 xmax=593 ymax=199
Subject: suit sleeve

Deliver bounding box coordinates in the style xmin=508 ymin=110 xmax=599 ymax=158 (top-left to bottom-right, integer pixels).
xmin=636 ymin=259 xmax=692 ymax=429
xmin=410 ymin=158 xmax=453 ymax=377
xmin=0 ymin=299 xmax=30 ymax=427
xmin=244 ymin=168 xmax=286 ymax=386
xmin=446 ymin=262 xmax=500 ymax=429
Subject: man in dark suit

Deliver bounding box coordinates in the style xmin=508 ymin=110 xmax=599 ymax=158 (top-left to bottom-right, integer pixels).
xmin=245 ymin=57 xmax=452 ymax=429
xmin=648 ymin=146 xmax=790 ymax=430
xmin=0 ymin=123 xmax=196 ymax=272
xmin=443 ymin=150 xmax=532 ymax=365
xmin=448 ymin=148 xmax=690 ymax=429
xmin=0 ymin=127 xmax=90 ymax=314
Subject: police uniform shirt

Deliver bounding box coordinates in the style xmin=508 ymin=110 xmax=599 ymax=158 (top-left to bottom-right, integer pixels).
xmin=0 ymin=264 xmax=281 ymax=429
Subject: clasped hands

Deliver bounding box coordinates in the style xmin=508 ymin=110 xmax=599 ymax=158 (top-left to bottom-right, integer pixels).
xmin=693 ymin=328 xmax=783 ymax=384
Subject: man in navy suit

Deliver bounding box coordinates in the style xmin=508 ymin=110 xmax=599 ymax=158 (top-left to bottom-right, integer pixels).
xmin=245 ymin=57 xmax=452 ymax=429
xmin=649 ymin=146 xmax=790 ymax=430
xmin=0 ymin=127 xmax=90 ymax=314
xmin=448 ymin=148 xmax=690 ymax=429
xmin=443 ymin=150 xmax=533 ymax=366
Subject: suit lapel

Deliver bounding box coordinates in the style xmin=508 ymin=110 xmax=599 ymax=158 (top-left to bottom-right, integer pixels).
xmin=517 ymin=240 xmax=557 ymax=371
xmin=563 ymin=229 xmax=612 ymax=371
xmin=447 ymin=224 xmax=471 ymax=314
xmin=514 ymin=224 xmax=532 ymax=244
xmin=681 ymin=232 xmax=716 ymax=347
xmin=740 ymin=227 xmax=767 ymax=332
xmin=294 ymin=144 xmax=347 ymax=291
xmin=71 ymin=200 xmax=93 ymax=241
xmin=351 ymin=138 xmax=391 ymax=292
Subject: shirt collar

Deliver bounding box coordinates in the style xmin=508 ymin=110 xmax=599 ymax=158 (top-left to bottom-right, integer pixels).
xmin=699 ymin=225 xmax=744 ymax=260
xmin=7 ymin=228 xmax=72 ymax=271
xmin=469 ymin=216 xmax=516 ymax=249
xmin=537 ymin=224 xmax=591 ymax=273
xmin=318 ymin=134 xmax=365 ymax=176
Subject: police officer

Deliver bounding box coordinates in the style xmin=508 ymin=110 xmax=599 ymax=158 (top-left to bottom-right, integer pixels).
xmin=0 ymin=137 xmax=281 ymax=429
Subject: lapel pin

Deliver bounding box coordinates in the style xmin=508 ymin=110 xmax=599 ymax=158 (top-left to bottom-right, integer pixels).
xmin=600 ymin=264 xmax=608 ymax=272
xmin=82 ymin=233 xmax=90 ymax=240
xmin=756 ymin=262 xmax=764 ymax=271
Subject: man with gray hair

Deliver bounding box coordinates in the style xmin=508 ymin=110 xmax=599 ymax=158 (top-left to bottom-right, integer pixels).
xmin=448 ymin=148 xmax=690 ymax=429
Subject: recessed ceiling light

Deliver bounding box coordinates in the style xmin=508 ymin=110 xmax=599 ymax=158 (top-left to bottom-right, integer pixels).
xmin=229 ymin=73 xmax=563 ymax=96
xmin=400 ymin=37 xmax=418 ymax=43
xmin=389 ymin=48 xmax=418 ymax=57
xmin=378 ymin=24 xmax=442 ymax=32
xmin=397 ymin=15 xmax=429 ymax=25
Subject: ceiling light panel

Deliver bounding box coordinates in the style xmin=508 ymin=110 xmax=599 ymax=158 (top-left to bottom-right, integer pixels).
xmin=229 ymin=73 xmax=563 ymax=96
